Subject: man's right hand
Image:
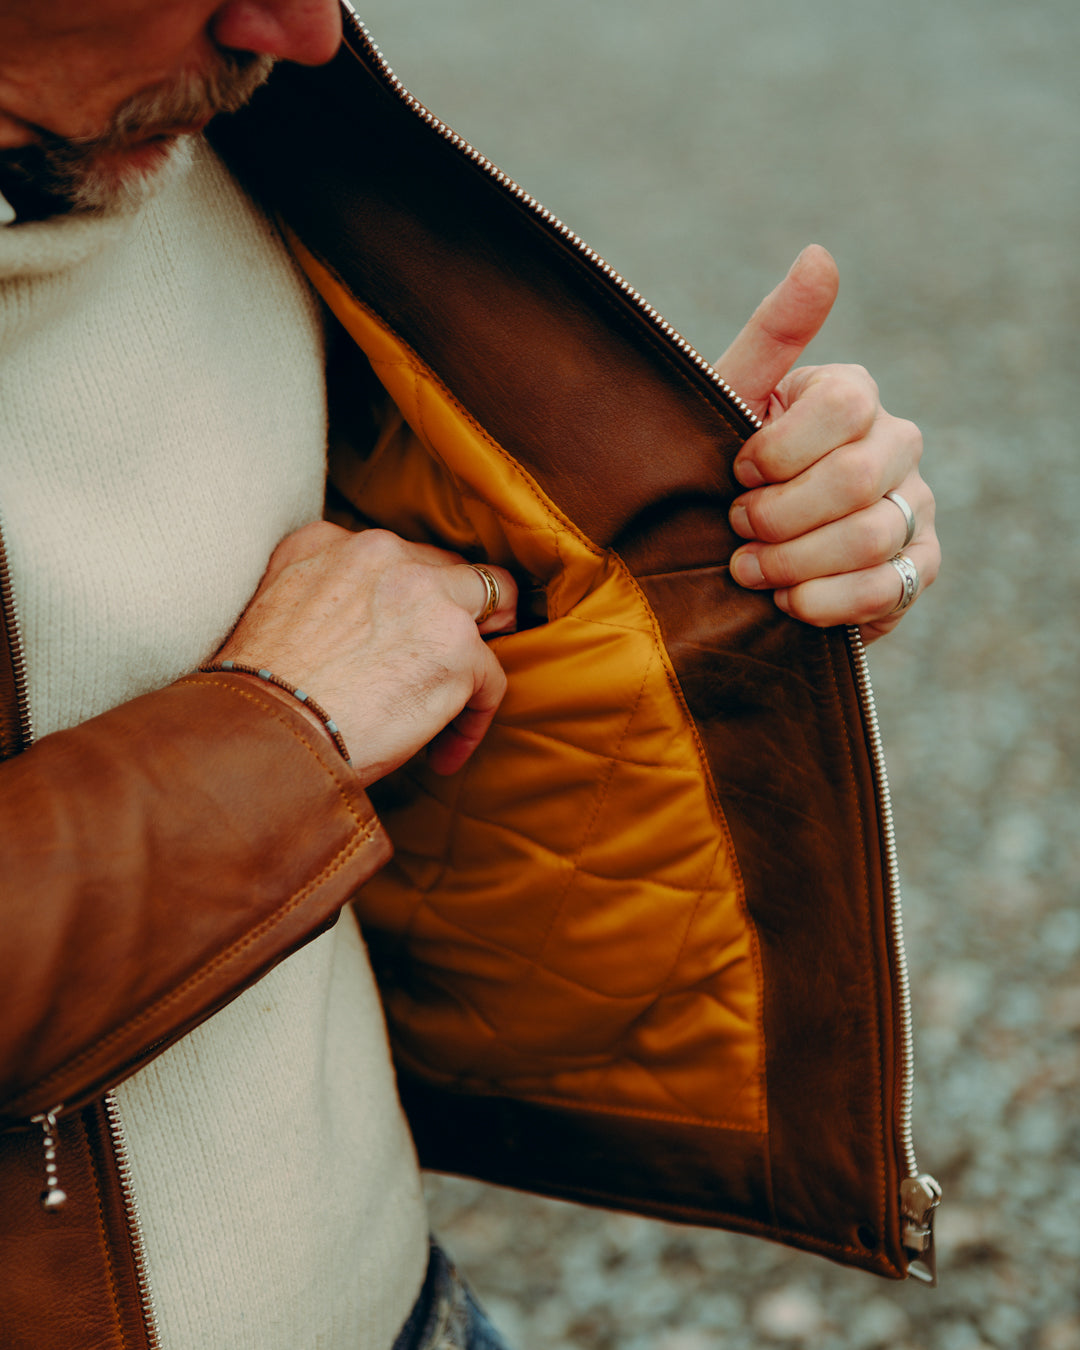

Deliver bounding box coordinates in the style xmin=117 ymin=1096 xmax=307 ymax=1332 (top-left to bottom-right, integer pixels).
xmin=217 ymin=523 xmax=518 ymax=785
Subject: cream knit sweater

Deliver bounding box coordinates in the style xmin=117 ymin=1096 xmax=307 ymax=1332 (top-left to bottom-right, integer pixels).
xmin=0 ymin=141 xmax=427 ymax=1348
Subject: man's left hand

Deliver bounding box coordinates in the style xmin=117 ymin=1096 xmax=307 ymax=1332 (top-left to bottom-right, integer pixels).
xmin=715 ymin=245 xmax=939 ymax=643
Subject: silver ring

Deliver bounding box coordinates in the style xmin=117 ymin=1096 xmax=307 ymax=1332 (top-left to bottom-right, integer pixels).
xmin=884 ymin=490 xmax=916 ymax=549
xmin=889 ymin=553 xmax=919 ymax=613
xmin=467 ymin=563 xmax=501 ymax=624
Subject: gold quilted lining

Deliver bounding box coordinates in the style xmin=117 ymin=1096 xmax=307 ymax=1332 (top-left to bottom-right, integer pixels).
xmin=293 ymin=238 xmax=766 ymax=1132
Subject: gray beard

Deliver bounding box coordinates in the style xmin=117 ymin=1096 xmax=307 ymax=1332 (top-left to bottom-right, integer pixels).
xmin=0 ymin=50 xmax=273 ymax=218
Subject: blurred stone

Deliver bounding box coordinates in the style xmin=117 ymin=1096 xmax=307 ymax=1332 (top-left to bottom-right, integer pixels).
xmin=656 ymin=1332 xmax=716 ymax=1350
xmin=1039 ymin=1316 xmax=1080 ymax=1350
xmin=936 ymin=1322 xmax=994 ymax=1350
xmin=751 ymin=1286 xmax=825 ymax=1340
xmin=847 ymin=1296 xmax=910 ymax=1347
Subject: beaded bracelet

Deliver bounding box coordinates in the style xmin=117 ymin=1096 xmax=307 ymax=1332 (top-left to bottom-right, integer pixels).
xmin=199 ymin=660 xmax=352 ymax=767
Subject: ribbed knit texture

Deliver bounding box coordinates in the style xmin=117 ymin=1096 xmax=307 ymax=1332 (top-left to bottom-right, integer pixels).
xmin=0 ymin=139 xmax=428 ymax=1348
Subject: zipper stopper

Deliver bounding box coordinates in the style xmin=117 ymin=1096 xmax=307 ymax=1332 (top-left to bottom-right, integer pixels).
xmin=901 ymin=1173 xmax=942 ymax=1285
xmin=30 ymin=1107 xmax=67 ymax=1212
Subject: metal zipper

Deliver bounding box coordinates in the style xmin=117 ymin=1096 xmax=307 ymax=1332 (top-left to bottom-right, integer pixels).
xmin=338 ymin=2 xmax=759 ymax=432
xmin=847 ymin=627 xmax=940 ymax=1282
xmin=340 ymin=4 xmax=939 ymax=1277
xmin=104 ymin=1091 xmax=164 ymax=1349
xmin=30 ymin=1106 xmax=67 ymax=1211
xmin=0 ymin=510 xmax=36 ymax=751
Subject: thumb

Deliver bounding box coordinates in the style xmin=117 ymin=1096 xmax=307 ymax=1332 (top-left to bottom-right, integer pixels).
xmin=715 ymin=244 xmax=840 ymax=420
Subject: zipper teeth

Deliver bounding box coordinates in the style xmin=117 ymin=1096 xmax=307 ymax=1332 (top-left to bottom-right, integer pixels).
xmin=103 ymin=1091 xmax=164 ymax=1350
xmin=340 ymin=0 xmax=917 ymax=1183
xmin=339 ymin=4 xmax=761 ymax=433
xmin=845 ymin=626 xmax=917 ymax=1180
xmin=0 ymin=511 xmax=36 ymax=749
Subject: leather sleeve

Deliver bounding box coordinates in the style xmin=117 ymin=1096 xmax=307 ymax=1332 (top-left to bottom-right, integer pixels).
xmin=0 ymin=672 xmax=392 ymax=1129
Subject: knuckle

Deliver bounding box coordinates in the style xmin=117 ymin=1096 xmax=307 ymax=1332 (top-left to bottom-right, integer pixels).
xmin=843 ymin=362 xmax=880 ymax=401
xmin=353 ymin=527 xmax=403 ymax=562
xmin=898 ymin=417 xmax=924 ymax=463
xmin=740 ymin=491 xmax=787 ymax=543
xmin=836 ymin=447 xmax=883 ymax=509
xmin=823 ymin=367 xmax=877 ymax=433
xmin=756 ymin=546 xmax=797 ymax=588
xmin=856 ymin=509 xmax=893 ymax=563
xmin=781 ymin=584 xmax=832 ymax=629
xmin=270 ymin=519 xmax=335 ymax=564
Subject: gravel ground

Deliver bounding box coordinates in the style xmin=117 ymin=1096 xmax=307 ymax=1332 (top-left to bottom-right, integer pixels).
xmin=355 ymin=3 xmax=1080 ymax=1345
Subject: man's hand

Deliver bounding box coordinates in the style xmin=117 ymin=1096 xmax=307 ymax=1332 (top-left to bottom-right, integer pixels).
xmin=217 ymin=524 xmax=518 ymax=784
xmin=715 ymin=245 xmax=939 ymax=642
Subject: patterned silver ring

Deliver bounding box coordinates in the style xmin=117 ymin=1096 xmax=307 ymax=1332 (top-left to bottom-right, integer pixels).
xmin=467 ymin=563 xmax=501 ymax=625
xmin=889 ymin=553 xmax=919 ymax=613
xmin=884 ymin=490 xmax=916 ymax=549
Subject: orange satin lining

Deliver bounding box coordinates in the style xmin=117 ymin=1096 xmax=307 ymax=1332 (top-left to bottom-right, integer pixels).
xmin=292 ymin=235 xmax=765 ymax=1132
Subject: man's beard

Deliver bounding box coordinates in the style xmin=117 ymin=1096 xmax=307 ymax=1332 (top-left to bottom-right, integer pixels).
xmin=0 ymin=48 xmax=274 ymax=218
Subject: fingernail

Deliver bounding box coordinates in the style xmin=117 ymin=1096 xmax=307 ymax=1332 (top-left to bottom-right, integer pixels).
xmin=731 ymin=550 xmax=764 ymax=588
xmin=734 ymin=459 xmax=764 ymax=488
xmin=729 ymin=501 xmax=752 ymax=537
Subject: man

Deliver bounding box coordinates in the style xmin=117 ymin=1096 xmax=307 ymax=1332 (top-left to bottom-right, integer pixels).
xmin=0 ymin=2 xmax=939 ymax=1347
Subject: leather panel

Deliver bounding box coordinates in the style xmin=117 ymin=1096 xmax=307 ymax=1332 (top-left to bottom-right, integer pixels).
xmin=0 ymin=1107 xmax=144 ymax=1349
xmin=208 ymin=30 xmax=905 ymax=1276
xmin=1 ymin=674 xmax=391 ymax=1126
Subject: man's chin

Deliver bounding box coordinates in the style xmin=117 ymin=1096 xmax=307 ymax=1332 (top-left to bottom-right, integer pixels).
xmin=68 ymin=133 xmax=196 ymax=214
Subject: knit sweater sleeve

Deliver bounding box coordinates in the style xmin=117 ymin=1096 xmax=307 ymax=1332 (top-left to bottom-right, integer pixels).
xmin=0 ymin=672 xmax=392 ymax=1128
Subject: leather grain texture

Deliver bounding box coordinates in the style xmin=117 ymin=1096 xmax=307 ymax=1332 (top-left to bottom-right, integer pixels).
xmin=0 ymin=1104 xmax=147 ymax=1350
xmin=0 ymin=674 xmax=391 ymax=1127
xmin=209 ymin=25 xmax=904 ymax=1276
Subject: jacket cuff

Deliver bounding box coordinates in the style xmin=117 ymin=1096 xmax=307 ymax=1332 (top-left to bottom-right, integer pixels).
xmin=1 ymin=673 xmax=392 ymax=1125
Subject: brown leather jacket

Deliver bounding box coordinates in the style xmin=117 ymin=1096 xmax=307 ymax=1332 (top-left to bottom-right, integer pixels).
xmin=0 ymin=13 xmax=938 ymax=1346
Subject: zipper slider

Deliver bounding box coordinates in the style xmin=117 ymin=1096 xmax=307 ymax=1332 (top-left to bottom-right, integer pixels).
xmin=30 ymin=1106 xmax=67 ymax=1211
xmin=901 ymin=1173 xmax=942 ymax=1285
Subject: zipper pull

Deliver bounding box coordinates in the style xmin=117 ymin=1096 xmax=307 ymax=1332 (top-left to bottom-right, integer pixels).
xmin=901 ymin=1173 xmax=942 ymax=1285
xmin=30 ymin=1106 xmax=67 ymax=1212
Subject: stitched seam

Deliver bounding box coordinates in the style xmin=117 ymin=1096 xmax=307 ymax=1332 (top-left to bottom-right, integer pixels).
xmin=18 ymin=826 xmax=377 ymax=1110
xmin=826 ymin=637 xmax=890 ymax=1245
xmin=291 ymin=257 xmax=606 ymax=557
xmin=509 ymin=1174 xmax=871 ymax=1263
xmin=295 ymin=238 xmax=769 ymax=1146
xmin=610 ymin=557 xmax=769 ymax=1134
xmin=399 ymin=898 xmax=752 ymax=1004
xmin=410 ymin=1075 xmax=766 ymax=1133
xmin=404 ymin=362 xmax=482 ymax=558
xmin=392 ymin=356 xmax=599 ymax=547
xmin=176 ymin=676 xmax=361 ymax=803
xmin=82 ymin=1110 xmax=128 ymax=1348
xmin=14 ymin=784 xmax=381 ymax=1111
xmin=522 ymin=652 xmax=656 ymax=988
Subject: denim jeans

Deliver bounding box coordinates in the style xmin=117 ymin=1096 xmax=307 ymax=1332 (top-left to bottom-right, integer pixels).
xmin=392 ymin=1239 xmax=512 ymax=1350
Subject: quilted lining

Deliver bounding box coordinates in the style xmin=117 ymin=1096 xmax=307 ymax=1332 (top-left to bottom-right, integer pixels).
xmin=305 ymin=245 xmax=766 ymax=1134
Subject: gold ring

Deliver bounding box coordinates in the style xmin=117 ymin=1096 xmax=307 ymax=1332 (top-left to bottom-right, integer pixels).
xmin=467 ymin=563 xmax=501 ymax=624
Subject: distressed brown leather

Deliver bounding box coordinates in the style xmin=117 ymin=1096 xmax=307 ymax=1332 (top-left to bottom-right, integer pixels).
xmin=0 ymin=674 xmax=392 ymax=1344
xmin=0 ymin=673 xmax=391 ymax=1127
xmin=0 ymin=22 xmax=917 ymax=1349
xmin=206 ymin=21 xmax=912 ymax=1281
xmin=0 ymin=1104 xmax=150 ymax=1350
